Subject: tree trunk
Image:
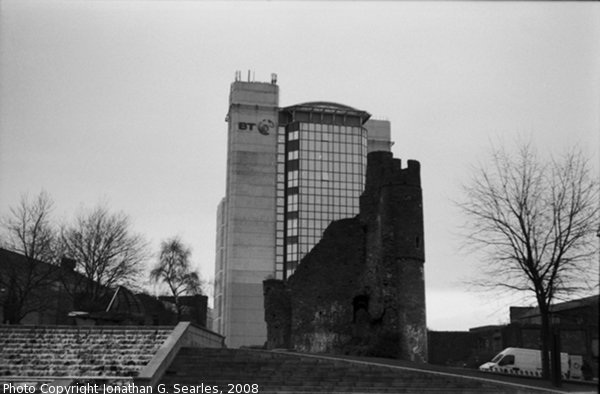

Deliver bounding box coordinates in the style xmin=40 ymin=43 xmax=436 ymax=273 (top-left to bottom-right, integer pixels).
xmin=540 ymin=306 xmax=551 ymax=380
xmin=175 ymin=295 xmax=182 ymax=320
xmin=4 ymin=277 xmax=22 ymax=324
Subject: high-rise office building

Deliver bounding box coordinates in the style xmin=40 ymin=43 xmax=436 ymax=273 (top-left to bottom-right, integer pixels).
xmin=213 ymin=73 xmax=391 ymax=347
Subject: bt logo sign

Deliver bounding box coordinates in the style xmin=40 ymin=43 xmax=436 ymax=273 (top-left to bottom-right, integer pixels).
xmin=238 ymin=119 xmax=275 ymax=135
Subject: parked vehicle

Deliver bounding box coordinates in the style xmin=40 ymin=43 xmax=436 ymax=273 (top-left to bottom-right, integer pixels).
xmin=479 ymin=347 xmax=583 ymax=380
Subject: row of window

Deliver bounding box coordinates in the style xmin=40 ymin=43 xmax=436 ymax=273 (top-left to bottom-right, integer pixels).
xmin=285 ymin=210 xmax=358 ymax=244
xmin=302 ymin=170 xmax=363 ymax=183
xmin=278 ymin=188 xmax=364 ymax=205
xmin=285 ymin=222 xmax=353 ymax=238
xmin=286 ymin=169 xmax=363 ymax=183
xmin=289 ymin=199 xmax=359 ymax=210
xmin=298 ymin=139 xmax=365 ymax=154
xmin=286 ymin=200 xmax=359 ymax=213
xmin=290 ymin=192 xmax=359 ymax=202
xmin=283 ymin=123 xmax=365 ymax=140
xmin=286 ymin=178 xmax=364 ymax=189
xmin=304 ymin=183 xmax=363 ymax=193
xmin=298 ymin=131 xmax=365 ymax=144
xmin=298 ymin=123 xmax=364 ymax=136
xmin=292 ymin=161 xmax=364 ymax=174
xmin=277 ymin=208 xmax=357 ymax=238
xmin=297 ymin=150 xmax=365 ymax=162
xmin=289 ymin=193 xmax=362 ymax=204
xmin=297 ymin=206 xmax=358 ymax=217
xmin=278 ymin=164 xmax=364 ymax=178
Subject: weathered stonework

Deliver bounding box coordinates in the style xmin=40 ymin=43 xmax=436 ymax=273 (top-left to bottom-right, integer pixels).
xmin=264 ymin=151 xmax=427 ymax=362
xmin=288 ymin=218 xmax=366 ymax=353
xmin=263 ymin=279 xmax=291 ymax=349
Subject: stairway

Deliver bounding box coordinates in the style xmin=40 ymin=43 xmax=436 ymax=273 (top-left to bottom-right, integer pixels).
xmin=160 ymin=348 xmax=530 ymax=394
xmin=0 ymin=326 xmax=173 ymax=377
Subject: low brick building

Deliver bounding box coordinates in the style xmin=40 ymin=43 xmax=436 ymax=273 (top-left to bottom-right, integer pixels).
xmin=264 ymin=151 xmax=427 ymax=362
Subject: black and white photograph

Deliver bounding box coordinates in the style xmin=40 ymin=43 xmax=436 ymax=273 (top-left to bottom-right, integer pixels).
xmin=0 ymin=1 xmax=598 ymax=393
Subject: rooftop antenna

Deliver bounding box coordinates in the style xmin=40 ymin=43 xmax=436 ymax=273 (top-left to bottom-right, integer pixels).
xmin=247 ymin=70 xmax=251 ymax=82
xmin=271 ymin=73 xmax=277 ymax=84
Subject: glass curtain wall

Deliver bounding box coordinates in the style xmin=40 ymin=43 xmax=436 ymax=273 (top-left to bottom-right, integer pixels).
xmin=278 ymin=121 xmax=367 ymax=279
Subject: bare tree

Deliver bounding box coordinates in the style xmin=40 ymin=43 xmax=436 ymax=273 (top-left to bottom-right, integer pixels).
xmin=60 ymin=205 xmax=148 ymax=310
xmin=150 ymin=237 xmax=202 ymax=318
xmin=2 ymin=191 xmax=57 ymax=262
xmin=459 ymin=143 xmax=599 ymax=379
xmin=0 ymin=191 xmax=60 ymax=323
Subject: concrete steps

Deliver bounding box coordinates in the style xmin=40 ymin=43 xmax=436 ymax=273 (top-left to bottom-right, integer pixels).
xmin=0 ymin=326 xmax=173 ymax=377
xmin=159 ymin=348 xmax=518 ymax=394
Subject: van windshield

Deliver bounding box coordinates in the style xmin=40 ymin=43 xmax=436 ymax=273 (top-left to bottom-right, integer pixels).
xmin=491 ymin=353 xmax=503 ymax=363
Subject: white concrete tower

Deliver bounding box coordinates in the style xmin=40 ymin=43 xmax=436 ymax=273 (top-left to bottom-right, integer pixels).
xmin=213 ymin=73 xmax=279 ymax=347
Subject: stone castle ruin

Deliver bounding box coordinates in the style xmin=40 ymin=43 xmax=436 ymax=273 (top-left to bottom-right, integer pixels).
xmin=264 ymin=151 xmax=427 ymax=362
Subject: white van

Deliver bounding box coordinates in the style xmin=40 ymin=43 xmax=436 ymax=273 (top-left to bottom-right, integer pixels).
xmin=479 ymin=347 xmax=582 ymax=380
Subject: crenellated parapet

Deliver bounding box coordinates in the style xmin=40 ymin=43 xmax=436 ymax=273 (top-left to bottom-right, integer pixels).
xmin=363 ymin=152 xmax=420 ymax=190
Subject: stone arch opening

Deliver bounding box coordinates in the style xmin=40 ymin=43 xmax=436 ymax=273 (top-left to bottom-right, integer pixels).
xmin=352 ymin=294 xmax=370 ymax=323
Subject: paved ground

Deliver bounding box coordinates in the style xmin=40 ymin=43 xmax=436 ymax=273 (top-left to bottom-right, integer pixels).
xmin=274 ymin=351 xmax=599 ymax=394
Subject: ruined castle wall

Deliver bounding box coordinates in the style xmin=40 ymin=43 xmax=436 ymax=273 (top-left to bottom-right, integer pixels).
xmin=263 ymin=278 xmax=291 ymax=349
xmin=263 ymin=151 xmax=427 ymax=361
xmin=287 ymin=218 xmax=366 ymax=353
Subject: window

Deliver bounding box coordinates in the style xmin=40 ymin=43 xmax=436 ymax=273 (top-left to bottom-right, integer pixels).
xmin=287 ymin=226 xmax=298 ymax=237
xmin=288 ymin=130 xmax=299 ymax=141
xmin=287 ymin=170 xmax=299 ymax=188
xmin=498 ymin=355 xmax=515 ymax=366
xmin=287 ymin=193 xmax=298 ymax=211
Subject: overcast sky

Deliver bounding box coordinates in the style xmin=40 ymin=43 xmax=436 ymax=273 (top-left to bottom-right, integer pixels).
xmin=1 ymin=1 xmax=598 ymax=331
